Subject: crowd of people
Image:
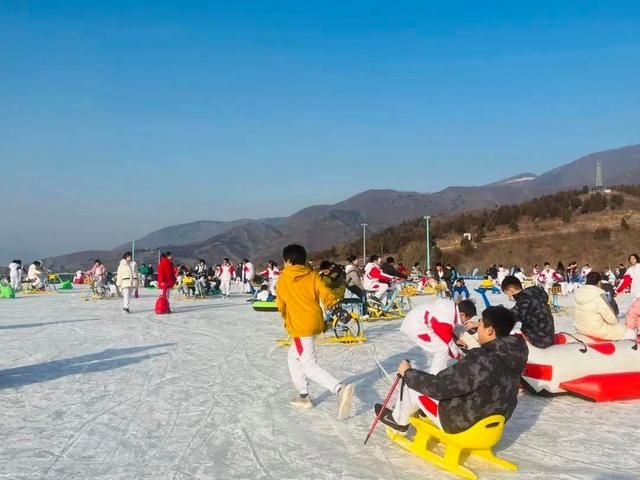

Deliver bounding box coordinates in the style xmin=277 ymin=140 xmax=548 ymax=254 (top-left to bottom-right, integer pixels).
xmin=3 ymin=245 xmax=640 ymax=454
xmin=273 ymin=247 xmax=640 ymax=431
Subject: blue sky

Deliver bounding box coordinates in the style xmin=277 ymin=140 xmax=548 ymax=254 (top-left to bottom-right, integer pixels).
xmin=1 ymin=1 xmax=639 ymax=260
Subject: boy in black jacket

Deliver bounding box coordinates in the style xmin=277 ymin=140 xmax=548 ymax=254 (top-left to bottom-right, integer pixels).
xmin=501 ymin=275 xmax=555 ymax=348
xmin=376 ymin=306 xmax=528 ymax=434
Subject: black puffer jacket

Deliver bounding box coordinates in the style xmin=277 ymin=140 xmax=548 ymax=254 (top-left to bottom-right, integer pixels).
xmin=511 ymin=286 xmax=555 ymax=348
xmin=403 ymin=335 xmax=528 ymax=434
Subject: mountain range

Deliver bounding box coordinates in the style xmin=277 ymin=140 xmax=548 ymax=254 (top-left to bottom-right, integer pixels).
xmin=45 ymin=144 xmax=640 ymax=271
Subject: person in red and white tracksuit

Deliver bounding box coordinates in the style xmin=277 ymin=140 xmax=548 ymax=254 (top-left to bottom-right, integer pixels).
xmin=617 ymin=254 xmax=640 ymax=300
xmin=400 ymin=298 xmax=477 ymax=374
xmin=219 ymin=258 xmax=236 ymax=298
xmin=537 ymin=263 xmax=564 ymax=293
xmin=260 ymin=261 xmax=280 ymax=297
xmin=363 ymin=255 xmax=397 ymax=304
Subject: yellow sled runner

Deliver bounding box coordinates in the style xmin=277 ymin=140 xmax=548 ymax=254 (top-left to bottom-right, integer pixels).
xmin=387 ymin=414 xmax=517 ymax=480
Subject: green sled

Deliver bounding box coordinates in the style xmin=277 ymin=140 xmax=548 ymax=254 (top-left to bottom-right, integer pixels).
xmin=252 ymin=301 xmax=278 ymax=312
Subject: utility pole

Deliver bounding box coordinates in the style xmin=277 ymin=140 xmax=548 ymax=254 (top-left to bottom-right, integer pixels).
xmin=424 ymin=216 xmax=431 ymax=273
xmin=361 ymin=222 xmax=368 ymax=265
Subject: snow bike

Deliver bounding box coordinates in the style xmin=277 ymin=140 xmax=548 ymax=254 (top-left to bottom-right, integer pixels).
xmin=81 ymin=279 xmax=118 ymax=301
xmin=276 ymin=309 xmax=365 ymax=347
xmin=398 ymin=282 xmax=422 ymax=297
xmin=547 ymin=285 xmax=567 ymax=314
xmin=174 ymin=278 xmax=208 ymax=301
xmin=365 ymin=286 xmax=411 ymax=321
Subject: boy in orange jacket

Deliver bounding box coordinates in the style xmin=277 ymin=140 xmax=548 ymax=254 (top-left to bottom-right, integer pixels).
xmin=277 ymin=244 xmax=355 ymax=420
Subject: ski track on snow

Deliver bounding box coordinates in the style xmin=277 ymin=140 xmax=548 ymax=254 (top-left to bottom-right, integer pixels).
xmin=0 ymin=285 xmax=639 ymax=479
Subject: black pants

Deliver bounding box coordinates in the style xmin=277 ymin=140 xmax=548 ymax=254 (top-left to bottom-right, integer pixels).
xmin=347 ymin=286 xmax=367 ymax=314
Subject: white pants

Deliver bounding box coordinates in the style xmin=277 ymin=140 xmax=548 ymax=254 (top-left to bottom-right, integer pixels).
xmin=392 ymin=383 xmax=442 ymax=429
xmin=369 ymin=282 xmax=389 ymax=302
xmin=221 ymin=279 xmax=231 ymax=296
xmin=269 ymin=278 xmax=278 ymax=296
xmin=10 ymin=274 xmax=20 ymax=290
xmin=411 ymin=335 xmax=453 ymax=375
xmin=288 ymin=336 xmax=341 ymax=396
xmin=122 ymin=287 xmax=134 ymax=309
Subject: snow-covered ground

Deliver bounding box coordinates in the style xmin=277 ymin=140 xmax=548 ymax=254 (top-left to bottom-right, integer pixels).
xmin=1 ymin=283 xmax=639 ymax=480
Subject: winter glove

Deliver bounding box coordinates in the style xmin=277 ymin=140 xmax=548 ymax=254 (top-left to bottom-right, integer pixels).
xmin=331 ymin=305 xmax=352 ymax=324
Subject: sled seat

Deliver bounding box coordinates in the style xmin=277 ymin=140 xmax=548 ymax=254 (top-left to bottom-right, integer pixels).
xmin=387 ymin=414 xmax=517 ymax=480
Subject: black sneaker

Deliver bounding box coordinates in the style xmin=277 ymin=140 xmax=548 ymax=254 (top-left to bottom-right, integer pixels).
xmin=374 ymin=404 xmax=409 ymax=433
xmin=123 ymin=308 xmax=130 ymax=313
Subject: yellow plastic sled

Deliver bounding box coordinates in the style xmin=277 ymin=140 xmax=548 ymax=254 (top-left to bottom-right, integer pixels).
xmin=387 ymin=415 xmax=517 ymax=480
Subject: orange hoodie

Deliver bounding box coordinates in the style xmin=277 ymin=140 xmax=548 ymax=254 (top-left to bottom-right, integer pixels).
xmin=276 ymin=264 xmax=338 ymax=337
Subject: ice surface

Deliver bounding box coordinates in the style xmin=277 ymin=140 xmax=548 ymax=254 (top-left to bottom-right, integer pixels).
xmin=1 ymin=283 xmax=639 ymax=479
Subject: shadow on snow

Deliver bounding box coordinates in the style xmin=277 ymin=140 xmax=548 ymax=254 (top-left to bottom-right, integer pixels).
xmin=0 ymin=343 xmax=175 ymax=390
xmin=0 ymin=317 xmax=101 ymax=330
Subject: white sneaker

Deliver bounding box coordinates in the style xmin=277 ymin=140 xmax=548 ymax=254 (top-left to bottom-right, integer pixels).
xmin=336 ymin=384 xmax=354 ymax=420
xmin=290 ymin=395 xmax=313 ymax=409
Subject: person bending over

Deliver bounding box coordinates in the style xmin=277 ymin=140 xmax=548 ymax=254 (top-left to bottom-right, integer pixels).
xmin=400 ymin=298 xmax=477 ymax=374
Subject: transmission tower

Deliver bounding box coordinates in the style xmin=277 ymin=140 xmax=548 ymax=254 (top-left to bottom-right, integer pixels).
xmin=594 ymin=160 xmax=604 ymax=191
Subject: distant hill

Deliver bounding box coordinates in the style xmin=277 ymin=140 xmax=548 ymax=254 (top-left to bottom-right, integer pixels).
xmin=45 ymin=144 xmax=640 ymax=271
xmin=532 ymin=144 xmax=640 ymax=188
xmin=115 ymin=218 xmax=285 ymax=250
xmin=313 ymin=186 xmax=640 ymax=273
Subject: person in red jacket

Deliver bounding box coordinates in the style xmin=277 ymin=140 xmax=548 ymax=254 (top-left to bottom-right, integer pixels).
xmin=158 ymin=251 xmax=177 ymax=305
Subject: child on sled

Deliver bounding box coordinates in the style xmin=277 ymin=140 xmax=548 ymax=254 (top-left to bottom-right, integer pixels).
xmin=376 ymin=306 xmax=528 ymax=434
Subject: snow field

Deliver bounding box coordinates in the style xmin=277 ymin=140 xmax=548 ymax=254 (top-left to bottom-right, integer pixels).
xmin=0 ymin=283 xmax=639 ymax=479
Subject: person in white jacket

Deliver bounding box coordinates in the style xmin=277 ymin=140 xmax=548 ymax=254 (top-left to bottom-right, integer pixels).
xmin=242 ymin=258 xmax=255 ymax=294
xmin=537 ymin=263 xmax=564 ymax=293
xmin=363 ymin=255 xmax=397 ymax=304
xmin=219 ymin=258 xmax=236 ymax=298
xmin=573 ymin=271 xmax=629 ymax=340
xmin=616 ymin=253 xmax=640 ymax=300
xmin=260 ymin=260 xmax=280 ymax=297
xmin=116 ymin=252 xmax=139 ymax=313
xmin=8 ymin=260 xmax=22 ymax=291
xmin=27 ymin=261 xmax=46 ymax=289
xmin=400 ymin=298 xmax=477 ymax=374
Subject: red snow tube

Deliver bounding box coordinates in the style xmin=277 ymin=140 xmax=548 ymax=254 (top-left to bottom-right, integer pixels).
xmin=155 ymin=288 xmax=170 ymax=314
xmin=560 ymin=372 xmax=640 ymax=402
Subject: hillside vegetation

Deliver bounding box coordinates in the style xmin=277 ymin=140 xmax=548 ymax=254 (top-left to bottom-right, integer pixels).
xmin=314 ymin=185 xmax=640 ymax=273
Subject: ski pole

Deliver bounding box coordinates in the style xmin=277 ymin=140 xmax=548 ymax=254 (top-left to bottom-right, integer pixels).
xmin=364 ymin=373 xmax=401 ymax=445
